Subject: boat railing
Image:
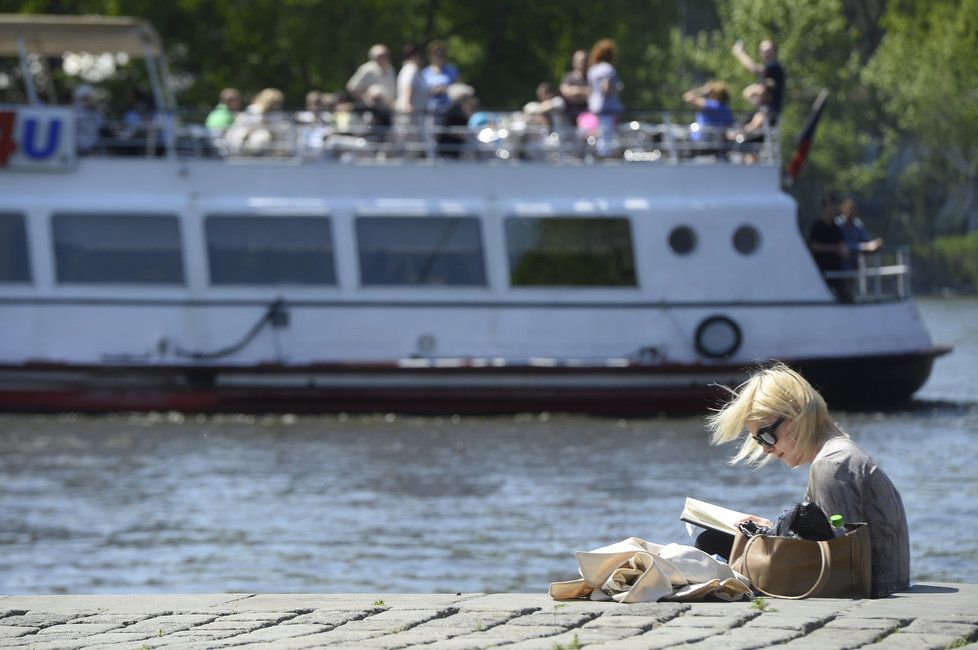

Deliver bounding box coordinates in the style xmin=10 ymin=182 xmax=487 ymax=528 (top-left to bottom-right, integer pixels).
xmin=823 ymin=246 xmax=912 ymax=302
xmin=75 ymin=108 xmax=781 ymax=166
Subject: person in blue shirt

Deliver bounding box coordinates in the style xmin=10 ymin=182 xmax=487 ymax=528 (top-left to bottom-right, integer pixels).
xmin=682 ymin=81 xmax=735 ymax=142
xmin=836 ymin=197 xmax=883 ymax=270
xmin=422 ymin=40 xmax=460 ymax=118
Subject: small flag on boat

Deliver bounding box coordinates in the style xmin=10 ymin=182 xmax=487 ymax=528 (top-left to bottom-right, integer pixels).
xmin=785 ymin=89 xmax=829 ymax=183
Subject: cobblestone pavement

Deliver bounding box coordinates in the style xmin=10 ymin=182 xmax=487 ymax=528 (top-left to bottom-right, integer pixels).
xmin=1 ymin=583 xmax=976 ymax=649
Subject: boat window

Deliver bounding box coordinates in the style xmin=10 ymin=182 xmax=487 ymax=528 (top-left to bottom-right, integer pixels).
xmin=505 ymin=217 xmax=636 ymax=286
xmin=668 ymin=226 xmax=697 ymax=255
xmin=356 ymin=217 xmax=487 ymax=286
xmin=205 ymin=216 xmax=336 ymax=285
xmin=0 ymin=213 xmax=31 ymax=282
xmin=52 ymin=213 xmax=184 ymax=284
xmin=733 ymin=225 xmax=760 ymax=255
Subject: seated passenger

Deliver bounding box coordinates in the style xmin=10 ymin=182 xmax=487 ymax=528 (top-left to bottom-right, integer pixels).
xmin=72 ymin=84 xmax=106 ymax=155
xmin=523 ymin=82 xmax=567 ymax=134
xmin=682 ymin=81 xmax=735 ymax=143
xmin=727 ymin=82 xmax=773 ymax=163
xmin=224 ymin=88 xmax=293 ymax=156
xmin=206 ymin=87 xmax=241 ymax=137
xmin=437 ymin=83 xmax=477 ymax=158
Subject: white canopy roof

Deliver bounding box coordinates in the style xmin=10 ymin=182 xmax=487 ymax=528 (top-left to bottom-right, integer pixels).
xmin=0 ymin=13 xmax=161 ymax=57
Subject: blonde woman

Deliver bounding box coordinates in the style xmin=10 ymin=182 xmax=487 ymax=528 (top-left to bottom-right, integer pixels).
xmin=707 ymin=363 xmax=910 ymax=598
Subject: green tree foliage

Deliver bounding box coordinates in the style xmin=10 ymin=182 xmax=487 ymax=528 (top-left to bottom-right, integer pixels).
xmin=0 ymin=0 xmax=674 ymax=110
xmin=863 ymin=0 xmax=978 ymax=237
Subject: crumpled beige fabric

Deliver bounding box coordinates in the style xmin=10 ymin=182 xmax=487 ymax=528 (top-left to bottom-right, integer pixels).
xmin=549 ymin=536 xmax=752 ymax=603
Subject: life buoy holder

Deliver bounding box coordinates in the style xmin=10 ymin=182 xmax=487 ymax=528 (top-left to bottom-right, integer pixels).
xmin=694 ymin=315 xmax=742 ymax=359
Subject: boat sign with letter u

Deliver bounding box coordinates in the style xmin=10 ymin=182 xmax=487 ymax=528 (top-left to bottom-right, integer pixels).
xmin=0 ymin=105 xmax=76 ymax=171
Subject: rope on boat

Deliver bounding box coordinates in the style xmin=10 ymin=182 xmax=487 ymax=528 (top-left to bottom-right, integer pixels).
xmin=173 ymin=299 xmax=287 ymax=360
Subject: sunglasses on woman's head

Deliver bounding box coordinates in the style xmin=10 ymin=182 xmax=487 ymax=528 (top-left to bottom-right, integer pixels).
xmin=752 ymin=416 xmax=784 ymax=446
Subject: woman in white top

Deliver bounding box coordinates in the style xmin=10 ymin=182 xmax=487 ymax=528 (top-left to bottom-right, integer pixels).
xmin=707 ymin=363 xmax=910 ymax=598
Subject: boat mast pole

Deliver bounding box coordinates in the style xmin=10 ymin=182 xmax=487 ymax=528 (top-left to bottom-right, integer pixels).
xmin=142 ymin=41 xmax=176 ymax=160
xmin=16 ymin=36 xmax=40 ymax=105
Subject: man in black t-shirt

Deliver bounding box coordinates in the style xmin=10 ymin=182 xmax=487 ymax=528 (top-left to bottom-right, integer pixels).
xmin=808 ymin=194 xmax=851 ymax=302
xmin=733 ymin=39 xmax=786 ymax=117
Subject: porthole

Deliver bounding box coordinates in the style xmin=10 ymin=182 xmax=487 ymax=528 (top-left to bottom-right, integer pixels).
xmin=694 ymin=316 xmax=742 ymax=359
xmin=668 ymin=226 xmax=696 ymax=255
xmin=733 ymin=225 xmax=760 ymax=255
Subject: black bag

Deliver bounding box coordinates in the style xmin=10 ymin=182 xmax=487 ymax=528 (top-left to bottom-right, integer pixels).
xmin=775 ymin=501 xmax=834 ymax=541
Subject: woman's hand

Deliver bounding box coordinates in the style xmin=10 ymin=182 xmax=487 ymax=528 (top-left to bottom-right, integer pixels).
xmin=736 ymin=515 xmax=774 ymax=529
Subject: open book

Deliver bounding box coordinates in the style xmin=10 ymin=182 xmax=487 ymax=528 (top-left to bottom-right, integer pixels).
xmin=680 ymin=497 xmax=756 ymax=536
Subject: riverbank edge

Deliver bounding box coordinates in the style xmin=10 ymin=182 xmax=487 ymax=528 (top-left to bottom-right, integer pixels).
xmin=2 ymin=583 xmax=977 ymax=648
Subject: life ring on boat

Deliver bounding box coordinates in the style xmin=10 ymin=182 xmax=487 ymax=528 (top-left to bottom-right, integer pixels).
xmin=694 ymin=315 xmax=742 ymax=359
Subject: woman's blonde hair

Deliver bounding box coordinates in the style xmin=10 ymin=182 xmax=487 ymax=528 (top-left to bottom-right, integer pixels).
xmin=706 ymin=362 xmax=846 ymax=466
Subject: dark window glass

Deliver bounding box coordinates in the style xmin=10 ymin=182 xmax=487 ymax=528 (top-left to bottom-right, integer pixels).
xmin=506 ymin=217 xmax=636 ymax=286
xmin=52 ymin=213 xmax=184 ymax=284
xmin=733 ymin=225 xmax=760 ymax=255
xmin=668 ymin=226 xmax=696 ymax=255
xmin=357 ymin=217 xmax=486 ymax=286
xmin=206 ymin=216 xmax=336 ymax=285
xmin=0 ymin=213 xmax=30 ymax=282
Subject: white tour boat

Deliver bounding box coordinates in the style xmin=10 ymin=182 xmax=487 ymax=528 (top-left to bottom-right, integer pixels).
xmin=0 ymin=15 xmax=949 ymax=414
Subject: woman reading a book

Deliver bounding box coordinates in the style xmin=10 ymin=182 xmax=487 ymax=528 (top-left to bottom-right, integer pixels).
xmin=705 ymin=363 xmax=910 ymax=598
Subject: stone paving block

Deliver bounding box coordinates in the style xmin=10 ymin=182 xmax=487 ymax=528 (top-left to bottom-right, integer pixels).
xmin=452 ymin=593 xmax=551 ymax=611
xmin=239 ymin=593 xmax=468 ymax=611
xmin=741 ymin=611 xmax=837 ymax=632
xmin=600 ymin=601 xmax=690 ymax=619
xmin=121 ymin=613 xmax=218 ymax=634
xmin=339 ymin=607 xmax=457 ymax=632
xmin=821 ymin=616 xmax=910 ymax=630
xmin=504 ymin=626 xmax=647 ymax=650
xmin=625 ymin=625 xmax=723 ymax=647
xmin=255 ymin=628 xmax=384 ymax=648
xmin=422 ymin=639 xmax=496 ymax=650
xmin=503 ymin=610 xmax=600 ymax=627
xmin=34 ymin=622 xmax=123 ymax=637
xmin=199 ymin=622 xmax=326 ymax=644
xmin=2 ymin=612 xmax=80 ymax=627
xmin=901 ymin=619 xmax=978 ymax=636
xmin=679 ymin=625 xmax=805 ymax=649
xmin=69 ymin=612 xmax=165 ymax=625
xmin=661 ymin=610 xmax=760 ymax=628
xmin=284 ymin=606 xmax=385 ymax=626
xmin=416 ymin=610 xmax=516 ymax=629
xmin=582 ymin=614 xmax=661 ymax=630
xmin=871 ymin=631 xmax=978 ymax=649
xmin=778 ymin=626 xmax=896 ymax=649
xmin=452 ymin=623 xmax=561 ymax=644
xmin=0 ymin=625 xmax=38 ymax=638
xmin=215 ymin=611 xmax=303 ymax=623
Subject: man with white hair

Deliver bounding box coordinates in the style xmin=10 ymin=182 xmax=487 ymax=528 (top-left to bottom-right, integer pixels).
xmin=346 ymin=44 xmax=396 ymax=105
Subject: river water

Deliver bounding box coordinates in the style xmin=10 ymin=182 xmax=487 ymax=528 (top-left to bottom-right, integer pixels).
xmin=1 ymin=298 xmax=976 ymax=595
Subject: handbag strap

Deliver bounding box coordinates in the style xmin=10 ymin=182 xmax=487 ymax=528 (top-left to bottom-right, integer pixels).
xmin=740 ymin=536 xmax=832 ymax=600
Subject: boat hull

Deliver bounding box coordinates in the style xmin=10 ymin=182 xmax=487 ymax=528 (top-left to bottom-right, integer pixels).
xmin=0 ymin=347 xmax=948 ymax=415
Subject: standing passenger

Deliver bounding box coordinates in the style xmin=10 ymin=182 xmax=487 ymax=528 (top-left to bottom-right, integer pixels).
xmin=732 ymin=39 xmax=786 ymax=118
xmin=559 ymin=49 xmax=590 ymax=125
xmin=809 ymin=193 xmax=851 ymax=302
xmin=836 ymin=197 xmax=883 ymax=270
xmin=421 ymin=40 xmax=461 ymax=118
xmin=395 ymin=43 xmax=431 ymax=158
xmin=586 ymin=39 xmax=623 ymax=158
xmin=346 ymin=45 xmax=396 ymax=107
